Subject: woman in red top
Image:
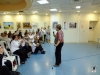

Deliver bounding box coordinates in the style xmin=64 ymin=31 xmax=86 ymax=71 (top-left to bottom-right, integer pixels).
xmin=53 ymin=24 xmax=64 ymax=67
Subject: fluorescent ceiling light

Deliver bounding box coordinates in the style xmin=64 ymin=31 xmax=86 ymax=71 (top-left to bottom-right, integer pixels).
xmin=46 ymin=13 xmax=48 ymax=15
xmin=50 ymin=9 xmax=57 ymax=11
xmin=76 ymin=6 xmax=81 ymax=9
xmin=37 ymin=0 xmax=49 ymax=4
xmin=32 ymin=11 xmax=39 ymax=14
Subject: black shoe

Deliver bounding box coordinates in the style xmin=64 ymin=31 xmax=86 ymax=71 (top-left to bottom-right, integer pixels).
xmin=53 ymin=64 xmax=59 ymax=67
xmin=41 ymin=51 xmax=46 ymax=54
xmin=21 ymin=61 xmax=25 ymax=64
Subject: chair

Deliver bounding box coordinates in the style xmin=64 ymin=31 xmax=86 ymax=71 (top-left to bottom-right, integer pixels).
xmin=0 ymin=41 xmax=20 ymax=71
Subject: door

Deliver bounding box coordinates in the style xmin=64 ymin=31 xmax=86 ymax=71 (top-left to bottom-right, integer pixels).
xmin=79 ymin=20 xmax=88 ymax=43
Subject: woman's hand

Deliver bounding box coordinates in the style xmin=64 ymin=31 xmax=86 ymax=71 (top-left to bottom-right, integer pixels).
xmin=54 ymin=44 xmax=58 ymax=47
xmin=0 ymin=46 xmax=4 ymax=54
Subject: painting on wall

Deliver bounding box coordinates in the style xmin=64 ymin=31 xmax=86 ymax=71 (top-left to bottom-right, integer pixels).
xmin=69 ymin=22 xmax=77 ymax=28
xmin=62 ymin=22 xmax=67 ymax=29
xmin=23 ymin=22 xmax=30 ymax=28
xmin=44 ymin=22 xmax=46 ymax=27
xmin=3 ymin=22 xmax=14 ymax=29
xmin=32 ymin=22 xmax=38 ymax=29
xmin=17 ymin=22 xmax=21 ymax=29
xmin=52 ymin=22 xmax=58 ymax=29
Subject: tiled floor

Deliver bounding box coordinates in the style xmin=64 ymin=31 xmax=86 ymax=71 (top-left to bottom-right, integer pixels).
xmin=17 ymin=43 xmax=100 ymax=75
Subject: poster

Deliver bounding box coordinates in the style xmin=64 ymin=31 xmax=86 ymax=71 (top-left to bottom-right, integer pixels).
xmin=32 ymin=22 xmax=38 ymax=29
xmin=52 ymin=22 xmax=58 ymax=29
xmin=23 ymin=22 xmax=30 ymax=28
xmin=62 ymin=22 xmax=67 ymax=29
xmin=17 ymin=22 xmax=21 ymax=29
xmin=69 ymin=22 xmax=77 ymax=28
xmin=3 ymin=22 xmax=14 ymax=29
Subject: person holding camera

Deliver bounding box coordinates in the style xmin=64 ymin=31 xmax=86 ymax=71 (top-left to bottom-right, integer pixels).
xmin=53 ymin=24 xmax=64 ymax=67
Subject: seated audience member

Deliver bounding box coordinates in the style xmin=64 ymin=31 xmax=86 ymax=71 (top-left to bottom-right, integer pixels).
xmin=32 ymin=33 xmax=46 ymax=54
xmin=4 ymin=31 xmax=7 ymax=35
xmin=0 ymin=46 xmax=12 ymax=75
xmin=24 ymin=30 xmax=29 ymax=35
xmin=10 ymin=35 xmax=27 ymax=64
xmin=18 ymin=35 xmax=32 ymax=57
xmin=18 ymin=32 xmax=22 ymax=38
xmin=8 ymin=31 xmax=12 ymax=36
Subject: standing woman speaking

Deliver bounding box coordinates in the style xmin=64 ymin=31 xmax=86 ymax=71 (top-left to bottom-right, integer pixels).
xmin=53 ymin=24 xmax=64 ymax=67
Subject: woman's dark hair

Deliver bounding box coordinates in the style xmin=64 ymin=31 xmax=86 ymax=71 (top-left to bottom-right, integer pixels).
xmin=12 ymin=35 xmax=17 ymax=40
xmin=10 ymin=35 xmax=17 ymax=43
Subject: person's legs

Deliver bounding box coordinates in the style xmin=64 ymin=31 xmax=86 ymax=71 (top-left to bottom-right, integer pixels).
xmin=33 ymin=45 xmax=45 ymax=54
xmin=55 ymin=42 xmax=64 ymax=66
xmin=2 ymin=66 xmax=10 ymax=75
xmin=59 ymin=42 xmax=64 ymax=64
xmin=4 ymin=60 xmax=12 ymax=71
xmin=13 ymin=50 xmax=26 ymax=63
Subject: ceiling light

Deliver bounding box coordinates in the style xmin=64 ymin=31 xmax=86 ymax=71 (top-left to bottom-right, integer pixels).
xmin=46 ymin=13 xmax=48 ymax=15
xmin=76 ymin=6 xmax=81 ymax=9
xmin=32 ymin=11 xmax=39 ymax=14
xmin=17 ymin=13 xmax=19 ymax=14
xmin=94 ymin=11 xmax=97 ymax=13
xmin=50 ymin=9 xmax=57 ymax=11
xmin=77 ymin=11 xmax=80 ymax=12
xmin=4 ymin=13 xmax=6 ymax=14
xmin=37 ymin=0 xmax=49 ymax=4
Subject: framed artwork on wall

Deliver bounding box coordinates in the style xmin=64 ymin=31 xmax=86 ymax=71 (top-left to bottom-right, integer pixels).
xmin=62 ymin=22 xmax=67 ymax=30
xmin=52 ymin=21 xmax=58 ymax=29
xmin=23 ymin=22 xmax=30 ymax=28
xmin=32 ymin=22 xmax=38 ymax=29
xmin=17 ymin=22 xmax=21 ymax=29
xmin=3 ymin=22 xmax=14 ymax=29
xmin=69 ymin=22 xmax=77 ymax=28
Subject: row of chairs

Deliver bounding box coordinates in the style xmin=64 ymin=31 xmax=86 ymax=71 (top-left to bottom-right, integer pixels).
xmin=0 ymin=41 xmax=20 ymax=71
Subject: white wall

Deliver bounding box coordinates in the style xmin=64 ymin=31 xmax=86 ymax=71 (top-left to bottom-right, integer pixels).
xmin=0 ymin=15 xmax=50 ymax=34
xmin=50 ymin=13 xmax=99 ymax=43
xmin=0 ymin=13 xmax=100 ymax=43
xmin=94 ymin=16 xmax=100 ymax=42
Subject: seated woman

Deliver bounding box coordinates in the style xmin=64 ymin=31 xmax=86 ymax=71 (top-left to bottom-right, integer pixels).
xmin=0 ymin=46 xmax=11 ymax=75
xmin=24 ymin=32 xmax=45 ymax=54
xmin=10 ymin=35 xmax=27 ymax=64
xmin=32 ymin=32 xmax=46 ymax=54
xmin=18 ymin=35 xmax=32 ymax=57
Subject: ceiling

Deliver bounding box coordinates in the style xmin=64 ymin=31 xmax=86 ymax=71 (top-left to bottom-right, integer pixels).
xmin=0 ymin=0 xmax=100 ymax=15
xmin=0 ymin=0 xmax=24 ymax=5
xmin=0 ymin=0 xmax=32 ymax=11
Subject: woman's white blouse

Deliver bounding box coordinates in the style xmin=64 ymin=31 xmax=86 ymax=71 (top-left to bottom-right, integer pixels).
xmin=10 ymin=40 xmax=20 ymax=53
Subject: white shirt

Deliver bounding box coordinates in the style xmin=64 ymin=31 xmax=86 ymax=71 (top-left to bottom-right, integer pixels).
xmin=18 ymin=39 xmax=25 ymax=47
xmin=29 ymin=28 xmax=34 ymax=33
xmin=43 ymin=30 xmax=46 ymax=35
xmin=10 ymin=40 xmax=20 ymax=53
